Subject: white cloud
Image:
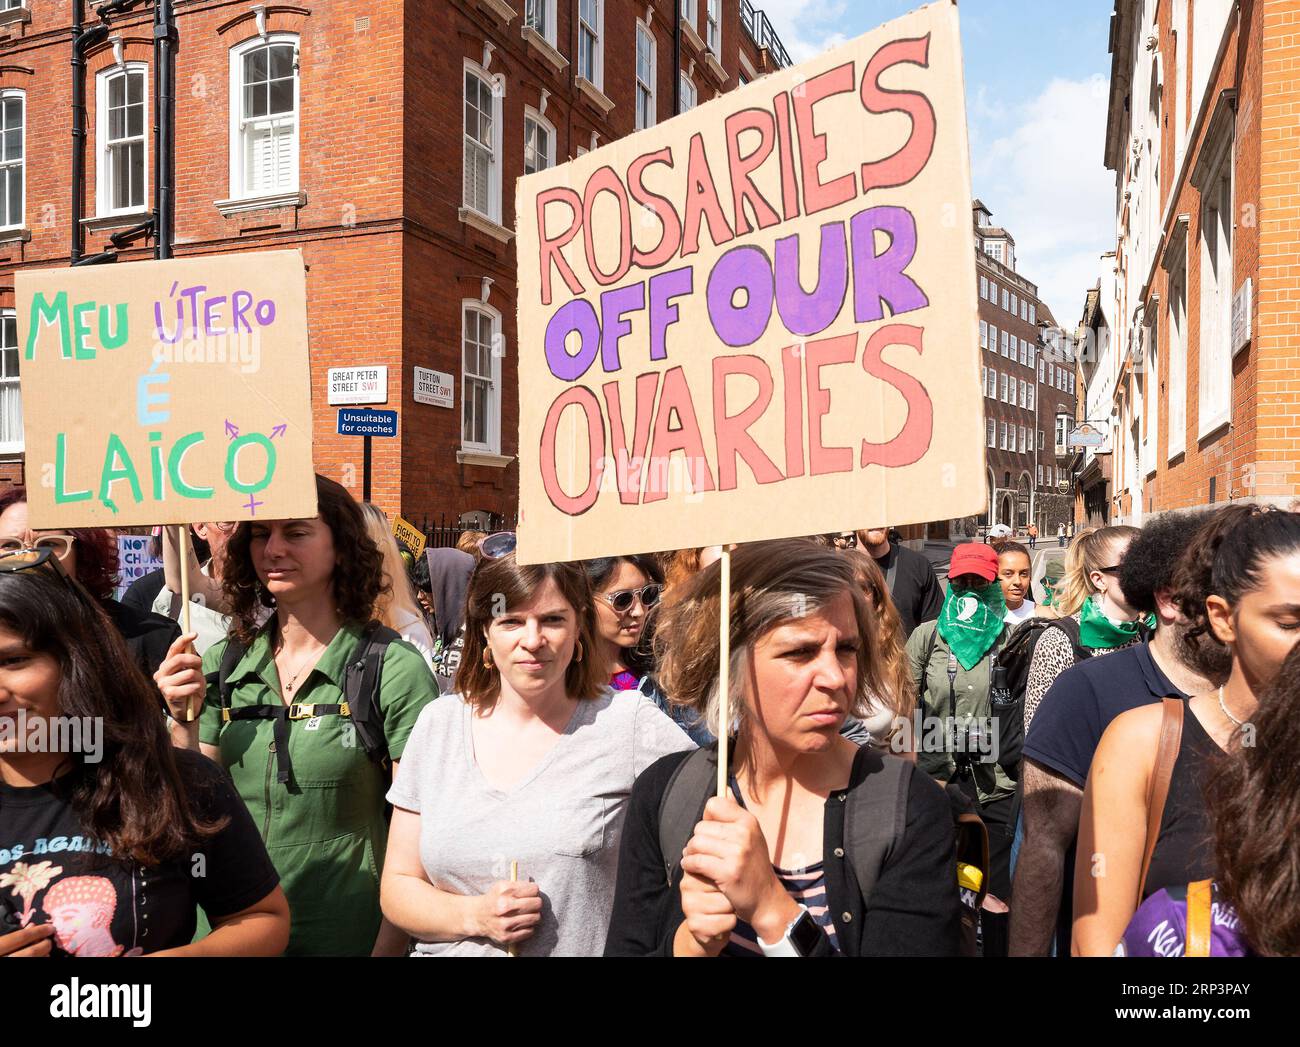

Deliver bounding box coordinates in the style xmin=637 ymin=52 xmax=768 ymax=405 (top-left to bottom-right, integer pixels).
xmin=756 ymin=0 xmax=850 ymax=64
xmin=972 ymin=75 xmax=1115 ymax=328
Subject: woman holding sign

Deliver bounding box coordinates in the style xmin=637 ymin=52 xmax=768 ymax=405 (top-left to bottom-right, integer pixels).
xmin=380 ymin=549 xmax=694 ymax=956
xmin=156 ymin=475 xmax=438 ymax=956
xmin=604 ymin=540 xmax=960 ymax=957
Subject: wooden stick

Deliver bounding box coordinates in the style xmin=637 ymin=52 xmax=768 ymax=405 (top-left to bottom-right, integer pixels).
xmin=508 ymin=860 xmax=519 ymax=958
xmin=716 ymin=546 xmax=732 ymax=799
xmin=177 ymin=524 xmax=194 ymax=722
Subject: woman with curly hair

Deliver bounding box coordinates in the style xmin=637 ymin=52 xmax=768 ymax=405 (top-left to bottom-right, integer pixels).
xmin=155 ymin=474 xmax=439 ymax=956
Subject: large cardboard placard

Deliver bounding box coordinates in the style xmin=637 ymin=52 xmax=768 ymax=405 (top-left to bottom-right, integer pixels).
xmin=515 ymin=2 xmax=983 ymax=563
xmin=17 ymin=250 xmax=317 ymax=528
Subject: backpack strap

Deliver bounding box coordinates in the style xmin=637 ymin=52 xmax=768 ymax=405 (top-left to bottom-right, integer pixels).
xmin=1185 ymin=879 xmax=1214 ymax=957
xmin=918 ymin=623 xmax=941 ymax=716
xmin=1053 ymin=615 xmax=1091 ymax=661
xmin=205 ymin=637 xmax=249 ymax=714
xmin=842 ymin=747 xmax=910 ymax=908
xmin=344 ymin=622 xmax=399 ymax=767
xmin=657 ymin=747 xmax=717 ymax=886
xmin=1138 ymin=698 xmax=1185 ymax=903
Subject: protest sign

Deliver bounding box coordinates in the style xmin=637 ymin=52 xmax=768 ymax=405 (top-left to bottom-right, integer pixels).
xmin=17 ymin=250 xmax=317 ymax=528
xmin=392 ymin=515 xmax=427 ymax=560
xmin=114 ymin=533 xmax=163 ymax=600
xmin=515 ymin=1 xmax=983 ymax=564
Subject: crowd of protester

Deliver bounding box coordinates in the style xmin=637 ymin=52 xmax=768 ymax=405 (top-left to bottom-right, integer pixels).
xmin=2 ymin=480 xmax=1298 ymax=957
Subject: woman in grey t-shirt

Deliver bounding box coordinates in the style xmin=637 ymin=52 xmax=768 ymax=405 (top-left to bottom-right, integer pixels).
xmin=380 ymin=553 xmax=694 ymax=956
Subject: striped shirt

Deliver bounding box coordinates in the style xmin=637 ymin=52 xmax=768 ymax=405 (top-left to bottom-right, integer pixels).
xmin=723 ymin=862 xmax=841 ymax=956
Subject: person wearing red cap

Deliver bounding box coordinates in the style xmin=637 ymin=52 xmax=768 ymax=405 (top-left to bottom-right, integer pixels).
xmin=905 ymin=542 xmax=1018 ymax=956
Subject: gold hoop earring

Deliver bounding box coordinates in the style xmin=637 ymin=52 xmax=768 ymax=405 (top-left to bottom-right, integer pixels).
xmin=482 ymin=648 xmax=494 ymax=669
xmin=574 ymin=639 xmax=584 ymax=663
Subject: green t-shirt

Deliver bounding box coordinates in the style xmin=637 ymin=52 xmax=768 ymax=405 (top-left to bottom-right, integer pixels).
xmin=199 ymin=620 xmax=438 ymax=956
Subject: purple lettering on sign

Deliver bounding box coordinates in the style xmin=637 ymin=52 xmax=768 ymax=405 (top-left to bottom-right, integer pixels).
xmin=231 ymin=290 xmax=254 ymax=332
xmin=203 ymin=294 xmax=228 ymax=336
xmin=545 ymin=298 xmax=601 ymax=381
xmin=773 ymin=220 xmax=848 ymax=337
xmin=648 ymin=266 xmax=693 ymax=363
xmin=850 ymin=206 xmax=929 ymax=324
xmin=706 ymin=245 xmax=774 ymax=348
xmin=599 ymin=283 xmax=644 ymax=374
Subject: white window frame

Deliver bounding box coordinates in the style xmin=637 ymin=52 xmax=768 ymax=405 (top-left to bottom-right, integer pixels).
xmin=980 ymin=275 xmax=988 ymax=300
xmin=1001 ymin=330 xmax=1009 ymax=358
xmin=523 ymin=107 xmax=556 ymax=176
xmin=706 ymin=0 xmax=721 ymax=54
xmin=1037 ymin=464 xmax=1044 ymax=485
xmin=96 ymin=62 xmax=149 ymax=217
xmin=1198 ymin=138 xmax=1233 ymax=439
xmin=577 ymin=0 xmax=604 ymax=91
xmin=635 ymin=19 xmax=656 ymax=131
xmin=1027 ymin=385 xmax=1035 ymax=412
xmin=463 ymin=59 xmax=503 ymax=224
xmin=1168 ymin=259 xmax=1188 ymax=460
xmin=680 ymin=0 xmax=697 ymax=27
xmin=1001 ymin=422 xmax=1008 ymax=451
xmin=462 ymin=300 xmax=503 ymax=455
xmin=0 ymin=89 xmax=23 ymax=230
xmin=228 ymin=34 xmax=300 ymax=203
xmin=1011 ymin=292 xmax=1018 ymax=317
xmin=1002 ymin=289 xmax=1010 ymax=312
xmin=1038 ymin=430 xmax=1045 ymax=451
xmin=1000 ymin=374 xmax=1009 ymax=403
xmin=0 ymin=308 xmax=20 ymax=455
xmin=679 ymin=72 xmax=697 ymax=113
xmin=979 ymin=321 xmax=988 ymax=350
xmin=523 ymin=0 xmax=558 ymax=48
xmin=1029 ymin=304 xmax=1036 ymax=325
xmin=987 ymin=419 xmax=996 ymax=449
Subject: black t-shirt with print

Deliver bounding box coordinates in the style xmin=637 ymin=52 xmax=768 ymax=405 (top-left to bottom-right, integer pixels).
xmin=0 ymin=748 xmax=279 ymax=956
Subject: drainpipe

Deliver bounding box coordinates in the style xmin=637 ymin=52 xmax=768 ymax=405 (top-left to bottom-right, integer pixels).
xmin=154 ymin=0 xmax=176 ymax=260
xmin=672 ymin=0 xmax=681 ymax=116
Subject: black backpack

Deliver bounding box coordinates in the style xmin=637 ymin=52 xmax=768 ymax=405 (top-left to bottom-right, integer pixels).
xmin=207 ymin=621 xmax=398 ymax=785
xmin=656 ymin=745 xmax=988 ymax=956
xmin=997 ymin=615 xmax=1090 ymax=705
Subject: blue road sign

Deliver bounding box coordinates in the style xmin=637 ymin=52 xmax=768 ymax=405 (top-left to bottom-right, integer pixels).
xmin=337 ymin=408 xmax=398 ymax=437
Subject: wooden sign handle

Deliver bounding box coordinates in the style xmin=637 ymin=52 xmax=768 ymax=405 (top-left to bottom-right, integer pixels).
xmin=716 ymin=547 xmax=732 ymax=800
xmin=178 ymin=524 xmax=195 ymax=722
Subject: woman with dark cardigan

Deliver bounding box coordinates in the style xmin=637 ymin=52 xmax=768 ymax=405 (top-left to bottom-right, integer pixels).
xmin=604 ymin=540 xmax=961 ymax=957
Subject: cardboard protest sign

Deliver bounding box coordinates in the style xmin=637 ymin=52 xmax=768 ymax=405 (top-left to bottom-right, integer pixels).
xmin=17 ymin=250 xmax=317 ymax=528
xmin=515 ymin=1 xmax=983 ymax=564
xmin=392 ymin=515 xmax=427 ymax=560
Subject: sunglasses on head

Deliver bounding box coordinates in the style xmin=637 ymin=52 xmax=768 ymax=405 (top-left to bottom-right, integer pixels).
xmin=601 ymin=584 xmax=662 ymax=614
xmin=479 ymin=532 xmax=517 ymax=559
xmin=0 ymin=545 xmax=98 ymax=611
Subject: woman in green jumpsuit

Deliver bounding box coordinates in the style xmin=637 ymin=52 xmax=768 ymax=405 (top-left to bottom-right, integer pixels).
xmin=160 ymin=475 xmax=438 ymax=955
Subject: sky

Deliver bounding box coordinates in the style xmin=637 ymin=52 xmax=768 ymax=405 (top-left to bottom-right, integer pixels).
xmin=757 ymin=0 xmax=1115 ymax=328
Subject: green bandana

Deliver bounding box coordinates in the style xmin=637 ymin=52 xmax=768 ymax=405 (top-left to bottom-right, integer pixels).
xmin=1078 ymin=595 xmax=1156 ymax=649
xmin=937 ymin=582 xmax=1007 ymax=671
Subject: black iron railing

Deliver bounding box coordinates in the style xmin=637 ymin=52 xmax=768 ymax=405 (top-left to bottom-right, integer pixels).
xmin=740 ymin=0 xmax=793 ymax=70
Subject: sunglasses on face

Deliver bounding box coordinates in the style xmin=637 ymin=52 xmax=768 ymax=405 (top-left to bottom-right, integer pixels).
xmin=0 ymin=534 xmax=76 ymax=561
xmin=600 ymin=584 xmax=662 ymax=614
xmin=1097 ymin=565 xmax=1123 ymax=575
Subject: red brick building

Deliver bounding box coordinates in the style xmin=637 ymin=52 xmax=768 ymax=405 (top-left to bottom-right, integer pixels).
xmin=970 ymin=201 xmax=1076 ymax=535
xmin=0 ymin=0 xmax=789 ymax=525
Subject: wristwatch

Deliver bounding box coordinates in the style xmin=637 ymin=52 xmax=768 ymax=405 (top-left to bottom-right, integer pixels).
xmin=757 ymin=905 xmax=821 ymax=957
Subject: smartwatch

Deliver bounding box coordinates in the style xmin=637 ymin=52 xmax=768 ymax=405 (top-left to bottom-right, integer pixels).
xmin=757 ymin=905 xmax=821 ymax=957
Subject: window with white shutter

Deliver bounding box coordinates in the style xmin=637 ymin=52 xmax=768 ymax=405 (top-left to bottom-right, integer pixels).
xmin=97 ymin=65 xmax=147 ymax=215
xmin=578 ymin=0 xmax=603 ymax=89
xmin=230 ymin=36 xmax=298 ymax=200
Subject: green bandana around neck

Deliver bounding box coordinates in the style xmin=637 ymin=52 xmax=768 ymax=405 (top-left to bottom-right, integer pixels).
xmin=1078 ymin=594 xmax=1156 ymax=649
xmin=937 ymin=582 xmax=1006 ymax=671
